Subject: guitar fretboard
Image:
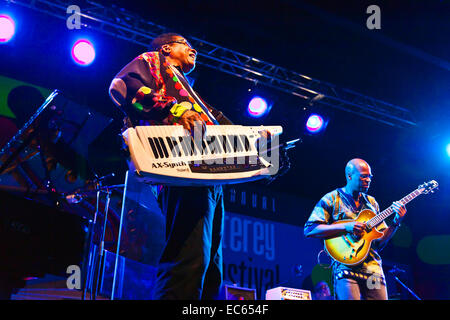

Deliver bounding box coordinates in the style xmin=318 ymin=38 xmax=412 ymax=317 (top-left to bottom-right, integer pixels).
xmin=367 ymin=188 xmax=423 ymax=228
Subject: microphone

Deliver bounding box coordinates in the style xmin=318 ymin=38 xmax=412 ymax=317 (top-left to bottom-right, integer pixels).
xmin=95 ymin=173 xmax=115 ymax=181
xmin=388 ymin=265 xmax=406 ymax=274
xmin=284 ymin=138 xmax=301 ymax=150
xmin=259 ymin=137 xmax=302 ymax=155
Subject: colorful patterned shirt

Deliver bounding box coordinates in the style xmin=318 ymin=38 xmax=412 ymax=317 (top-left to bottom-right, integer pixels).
xmin=109 ymin=51 xmax=232 ymax=128
xmin=304 ymin=188 xmax=388 ymax=278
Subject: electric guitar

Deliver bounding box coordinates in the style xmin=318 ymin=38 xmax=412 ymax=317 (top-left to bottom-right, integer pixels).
xmin=324 ymin=180 xmax=438 ymax=266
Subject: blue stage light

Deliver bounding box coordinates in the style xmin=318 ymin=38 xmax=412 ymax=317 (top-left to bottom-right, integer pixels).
xmin=306 ymin=114 xmax=325 ymax=133
xmin=71 ymin=39 xmax=96 ymax=66
xmin=446 ymin=143 xmax=450 ymax=157
xmin=0 ymin=14 xmax=16 ymax=43
xmin=247 ymin=96 xmax=269 ymax=118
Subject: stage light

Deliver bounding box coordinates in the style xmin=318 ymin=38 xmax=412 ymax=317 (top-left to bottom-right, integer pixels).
xmin=71 ymin=39 xmax=95 ymax=66
xmin=446 ymin=143 xmax=450 ymax=157
xmin=0 ymin=14 xmax=16 ymax=43
xmin=306 ymin=114 xmax=325 ymax=133
xmin=247 ymin=96 xmax=269 ymax=118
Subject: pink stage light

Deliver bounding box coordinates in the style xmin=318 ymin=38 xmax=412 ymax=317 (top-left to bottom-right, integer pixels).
xmin=71 ymin=39 xmax=96 ymax=66
xmin=248 ymin=97 xmax=269 ymax=118
xmin=0 ymin=14 xmax=16 ymax=43
xmin=306 ymin=114 xmax=325 ymax=133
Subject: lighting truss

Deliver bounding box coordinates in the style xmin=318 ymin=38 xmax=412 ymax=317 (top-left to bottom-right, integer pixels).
xmin=6 ymin=0 xmax=417 ymax=128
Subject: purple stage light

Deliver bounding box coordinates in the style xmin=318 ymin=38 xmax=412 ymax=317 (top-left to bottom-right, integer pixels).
xmin=0 ymin=14 xmax=16 ymax=43
xmin=306 ymin=114 xmax=324 ymax=133
xmin=247 ymin=97 xmax=268 ymax=118
xmin=71 ymin=39 xmax=95 ymax=66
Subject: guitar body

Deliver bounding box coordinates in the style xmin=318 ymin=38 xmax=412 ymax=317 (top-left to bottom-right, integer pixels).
xmin=322 ymin=180 xmax=438 ymax=266
xmin=324 ymin=209 xmax=385 ymax=266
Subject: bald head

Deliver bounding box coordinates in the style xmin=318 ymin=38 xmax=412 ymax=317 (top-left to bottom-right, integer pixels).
xmin=345 ymin=158 xmax=372 ymax=194
xmin=345 ymin=158 xmax=370 ymax=180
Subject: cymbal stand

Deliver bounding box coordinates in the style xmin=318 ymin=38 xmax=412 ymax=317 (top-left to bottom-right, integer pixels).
xmin=81 ymin=174 xmax=114 ymax=300
xmin=93 ymin=186 xmax=112 ymax=300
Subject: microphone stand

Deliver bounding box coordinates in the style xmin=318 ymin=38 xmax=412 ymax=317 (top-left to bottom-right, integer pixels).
xmin=80 ymin=173 xmax=116 ymax=300
xmin=389 ymin=267 xmax=421 ymax=300
xmin=92 ymin=186 xmax=112 ymax=300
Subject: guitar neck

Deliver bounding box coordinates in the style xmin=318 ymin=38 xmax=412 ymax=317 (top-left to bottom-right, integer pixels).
xmin=367 ymin=188 xmax=423 ymax=228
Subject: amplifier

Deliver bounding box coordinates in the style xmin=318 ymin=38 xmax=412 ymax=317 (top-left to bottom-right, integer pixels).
xmin=265 ymin=287 xmax=312 ymax=300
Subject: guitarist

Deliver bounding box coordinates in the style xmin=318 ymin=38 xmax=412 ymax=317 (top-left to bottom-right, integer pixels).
xmin=304 ymin=158 xmax=406 ymax=300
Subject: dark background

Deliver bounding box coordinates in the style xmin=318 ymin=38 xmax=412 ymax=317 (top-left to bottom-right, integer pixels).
xmin=1 ymin=0 xmax=449 ymax=299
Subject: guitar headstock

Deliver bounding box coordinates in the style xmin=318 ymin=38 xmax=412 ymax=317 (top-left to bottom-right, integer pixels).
xmin=418 ymin=180 xmax=439 ymax=194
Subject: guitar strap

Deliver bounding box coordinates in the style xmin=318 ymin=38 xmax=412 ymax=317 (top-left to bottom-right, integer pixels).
xmin=169 ymin=65 xmax=219 ymax=125
xmin=335 ymin=269 xmax=386 ymax=286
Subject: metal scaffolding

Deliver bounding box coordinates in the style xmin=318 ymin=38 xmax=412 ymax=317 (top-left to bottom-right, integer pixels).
xmin=6 ymin=0 xmax=417 ymax=128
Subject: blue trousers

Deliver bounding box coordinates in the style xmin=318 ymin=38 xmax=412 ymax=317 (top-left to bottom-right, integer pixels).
xmin=153 ymin=185 xmax=224 ymax=300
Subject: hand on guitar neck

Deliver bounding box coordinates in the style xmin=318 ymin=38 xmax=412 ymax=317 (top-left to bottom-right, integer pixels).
xmin=348 ymin=201 xmax=407 ymax=236
xmin=391 ymin=201 xmax=407 ymax=225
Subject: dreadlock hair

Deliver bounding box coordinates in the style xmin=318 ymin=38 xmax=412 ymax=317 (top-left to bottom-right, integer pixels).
xmin=150 ymin=33 xmax=184 ymax=51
